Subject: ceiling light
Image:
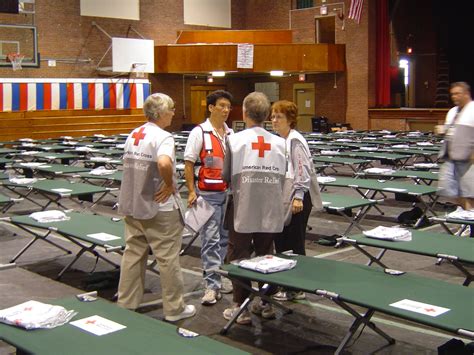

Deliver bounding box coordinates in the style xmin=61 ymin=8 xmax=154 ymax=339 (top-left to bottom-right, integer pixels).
xmin=211 ymin=71 xmax=226 ymax=77
xmin=270 ymin=70 xmax=284 ymax=77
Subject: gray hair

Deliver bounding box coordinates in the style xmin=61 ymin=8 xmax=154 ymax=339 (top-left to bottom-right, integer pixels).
xmin=143 ymin=93 xmax=174 ymax=121
xmin=243 ymin=92 xmax=270 ymax=124
xmin=450 ymin=82 xmax=471 ymax=94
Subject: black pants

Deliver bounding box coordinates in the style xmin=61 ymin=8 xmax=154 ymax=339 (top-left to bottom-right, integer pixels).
xmin=226 ymin=201 xmax=277 ymax=304
xmin=274 ymin=192 xmax=312 ymax=256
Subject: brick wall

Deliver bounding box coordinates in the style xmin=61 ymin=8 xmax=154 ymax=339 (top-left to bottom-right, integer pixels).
xmin=289 ymin=0 xmax=373 ymax=129
xmin=0 ymin=0 xmax=374 ymax=130
xmin=0 ymin=0 xmax=246 ymax=79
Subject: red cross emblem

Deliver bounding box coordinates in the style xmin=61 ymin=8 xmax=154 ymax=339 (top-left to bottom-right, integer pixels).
xmin=251 ymin=136 xmax=271 ymax=158
xmin=131 ymin=127 xmax=146 ymax=146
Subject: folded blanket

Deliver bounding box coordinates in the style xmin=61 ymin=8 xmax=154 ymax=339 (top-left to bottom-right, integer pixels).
xmin=447 ymin=209 xmax=474 ymax=220
xmin=90 ymin=156 xmax=111 ymax=162
xmin=29 ymin=210 xmax=70 ymax=223
xmin=0 ymin=300 xmax=76 ymax=330
xmin=364 ymin=168 xmax=395 ymax=175
xmin=317 ymin=176 xmax=336 ymax=183
xmin=9 ymin=177 xmax=38 ymax=185
xmin=89 ymin=167 xmax=117 ymax=176
xmin=363 ymin=226 xmax=412 ymax=241
xmin=238 ymin=255 xmax=297 ymax=274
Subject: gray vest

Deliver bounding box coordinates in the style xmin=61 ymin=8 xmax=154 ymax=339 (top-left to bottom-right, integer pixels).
xmin=227 ymin=127 xmax=286 ymax=233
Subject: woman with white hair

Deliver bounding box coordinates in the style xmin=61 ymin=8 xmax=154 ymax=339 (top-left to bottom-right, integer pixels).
xmin=117 ymin=93 xmax=195 ymax=322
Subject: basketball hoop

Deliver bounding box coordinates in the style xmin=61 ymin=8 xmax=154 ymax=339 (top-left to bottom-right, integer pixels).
xmin=7 ymin=53 xmax=25 ymax=71
xmin=131 ymin=62 xmax=147 ymax=78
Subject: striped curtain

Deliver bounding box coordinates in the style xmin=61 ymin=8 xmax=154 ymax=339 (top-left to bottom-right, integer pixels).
xmin=0 ymin=79 xmax=150 ymax=112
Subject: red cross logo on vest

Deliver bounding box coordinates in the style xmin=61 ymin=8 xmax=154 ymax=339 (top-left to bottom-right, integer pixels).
xmin=252 ymin=136 xmax=271 ymax=158
xmin=131 ymin=127 xmax=146 ymax=146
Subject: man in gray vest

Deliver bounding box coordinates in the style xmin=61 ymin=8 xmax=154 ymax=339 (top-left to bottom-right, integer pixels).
xmin=117 ymin=93 xmax=195 ymax=322
xmin=436 ymin=82 xmax=474 ymax=215
xmin=222 ymin=92 xmax=286 ymax=325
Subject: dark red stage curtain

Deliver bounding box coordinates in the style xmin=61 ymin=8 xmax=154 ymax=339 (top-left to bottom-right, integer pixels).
xmin=376 ymin=0 xmax=391 ymax=107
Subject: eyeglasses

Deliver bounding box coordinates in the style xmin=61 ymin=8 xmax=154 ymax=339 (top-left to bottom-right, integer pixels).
xmin=271 ymin=114 xmax=287 ymax=120
xmin=169 ymin=107 xmax=176 ymax=112
xmin=214 ymin=103 xmax=232 ymax=111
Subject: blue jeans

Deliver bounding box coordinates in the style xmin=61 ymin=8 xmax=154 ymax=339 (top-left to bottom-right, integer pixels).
xmin=200 ymin=190 xmax=229 ymax=290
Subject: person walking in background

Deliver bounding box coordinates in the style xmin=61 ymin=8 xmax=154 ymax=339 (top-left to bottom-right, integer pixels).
xmin=436 ymin=82 xmax=474 ymax=236
xmin=270 ymin=100 xmax=323 ymax=301
xmin=222 ymin=92 xmax=286 ymax=325
xmin=184 ymin=90 xmax=234 ymax=305
xmin=117 ymin=93 xmax=195 ymax=322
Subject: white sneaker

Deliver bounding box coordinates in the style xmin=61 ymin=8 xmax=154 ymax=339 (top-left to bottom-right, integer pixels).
xmin=201 ymin=288 xmax=222 ymax=305
xmin=220 ymin=278 xmax=233 ymax=294
xmin=165 ymin=305 xmax=196 ymax=322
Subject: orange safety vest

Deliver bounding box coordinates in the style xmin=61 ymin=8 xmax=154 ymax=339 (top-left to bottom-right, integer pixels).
xmin=197 ymin=126 xmax=227 ymax=191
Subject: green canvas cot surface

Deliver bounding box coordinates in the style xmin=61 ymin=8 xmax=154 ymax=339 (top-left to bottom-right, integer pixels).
xmin=0 ymin=298 xmax=247 ymax=355
xmin=223 ymin=255 xmax=474 ymax=336
xmin=346 ymin=230 xmax=474 ymax=264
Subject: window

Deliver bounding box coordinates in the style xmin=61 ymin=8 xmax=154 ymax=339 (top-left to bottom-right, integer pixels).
xmin=297 ymin=0 xmax=313 ymax=10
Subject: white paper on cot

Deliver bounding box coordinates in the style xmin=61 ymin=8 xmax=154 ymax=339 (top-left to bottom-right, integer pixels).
xmin=390 ymin=299 xmax=450 ymax=317
xmin=87 ymin=233 xmax=121 ymax=241
xmin=70 ymin=315 xmax=126 ymax=336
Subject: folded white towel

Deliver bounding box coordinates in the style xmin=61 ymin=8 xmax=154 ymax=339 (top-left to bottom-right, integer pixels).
xmin=238 ymin=255 xmax=297 ymax=274
xmin=29 ymin=210 xmax=70 ymax=223
xmin=19 ymin=162 xmax=46 ymax=168
xmin=20 ymin=150 xmax=40 ymax=155
xmin=9 ymin=177 xmax=38 ymax=185
xmin=364 ymin=168 xmax=395 ymax=175
xmin=90 ymin=156 xmax=111 ymax=162
xmin=414 ymin=163 xmax=438 ymax=168
xmin=359 ymin=147 xmax=378 ymax=151
xmin=363 ymin=226 xmax=412 ymax=241
xmin=317 ymin=176 xmax=337 ymax=183
xmin=320 ymin=150 xmax=339 ymax=155
xmin=447 ymin=209 xmax=474 ymax=220
xmin=89 ymin=167 xmax=117 ymax=176
xmin=75 ymin=146 xmax=95 ymax=152
xmin=0 ymin=300 xmax=76 ymax=330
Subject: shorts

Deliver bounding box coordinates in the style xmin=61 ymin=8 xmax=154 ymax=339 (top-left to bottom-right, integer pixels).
xmin=437 ymin=160 xmax=474 ymax=198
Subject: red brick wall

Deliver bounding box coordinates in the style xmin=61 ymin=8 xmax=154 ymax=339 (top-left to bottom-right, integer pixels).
xmin=0 ymin=0 xmax=247 ymax=78
xmin=290 ymin=0 xmax=373 ymax=129
xmin=0 ymin=0 xmax=374 ymax=130
xmin=242 ymin=0 xmax=292 ymax=29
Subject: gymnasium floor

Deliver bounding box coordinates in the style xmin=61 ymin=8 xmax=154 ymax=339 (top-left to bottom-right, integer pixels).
xmin=0 ymin=164 xmax=472 ymax=354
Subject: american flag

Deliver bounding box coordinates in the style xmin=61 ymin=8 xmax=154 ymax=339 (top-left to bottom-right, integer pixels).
xmin=348 ymin=0 xmax=364 ymax=24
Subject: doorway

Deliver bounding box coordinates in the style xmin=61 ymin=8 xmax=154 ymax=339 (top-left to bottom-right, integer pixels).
xmin=315 ymin=16 xmax=335 ymax=44
xmin=293 ymin=83 xmax=315 ymax=132
xmin=190 ymin=85 xmax=226 ymax=124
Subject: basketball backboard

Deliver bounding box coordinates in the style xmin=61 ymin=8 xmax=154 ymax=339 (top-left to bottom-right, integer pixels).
xmin=111 ymin=37 xmax=154 ymax=73
xmin=0 ymin=24 xmax=39 ymax=67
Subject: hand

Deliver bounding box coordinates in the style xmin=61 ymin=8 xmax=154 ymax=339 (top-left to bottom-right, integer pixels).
xmin=434 ymin=125 xmax=445 ymax=135
xmin=292 ymin=198 xmax=303 ymax=214
xmin=154 ymin=184 xmax=175 ymax=203
xmin=187 ymin=190 xmax=198 ymax=207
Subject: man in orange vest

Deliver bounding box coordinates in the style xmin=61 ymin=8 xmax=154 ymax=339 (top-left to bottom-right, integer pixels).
xmin=184 ymin=90 xmax=234 ymax=305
